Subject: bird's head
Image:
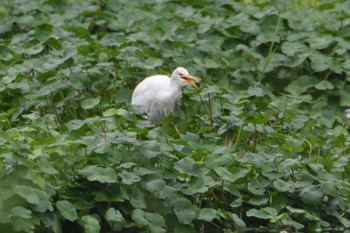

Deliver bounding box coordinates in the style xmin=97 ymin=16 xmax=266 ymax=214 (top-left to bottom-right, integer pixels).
xmin=171 ymin=67 xmax=198 ymax=88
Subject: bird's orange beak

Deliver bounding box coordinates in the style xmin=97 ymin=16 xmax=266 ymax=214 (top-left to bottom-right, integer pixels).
xmin=181 ymin=74 xmax=198 ymax=88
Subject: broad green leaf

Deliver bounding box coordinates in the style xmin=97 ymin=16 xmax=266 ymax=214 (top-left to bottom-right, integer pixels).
xmin=144 ymin=57 xmax=163 ymax=69
xmin=14 ymin=185 xmax=53 ymax=212
xmin=248 ymin=196 xmax=269 ymax=206
xmin=204 ymin=57 xmax=220 ymax=69
xmin=339 ymin=90 xmax=350 ymax=107
xmin=246 ymin=207 xmax=278 ymax=220
xmin=130 ymin=187 xmax=147 ymax=209
xmin=228 ymin=212 xmax=246 ymax=227
xmin=81 ymin=215 xmax=101 ymax=233
xmin=309 ymin=50 xmax=331 ymax=72
xmin=285 ymin=75 xmax=317 ymax=96
xmin=45 ymin=37 xmax=62 ymax=50
xmin=119 ymin=171 xmax=141 ymax=185
xmin=105 ymin=208 xmax=124 ymax=222
xmin=81 ymin=98 xmax=100 ymax=109
xmin=56 ymin=200 xmax=78 ymax=222
xmin=247 ymin=85 xmax=269 ymax=97
xmin=197 ymin=208 xmax=217 ymax=222
xmin=180 ymin=176 xmax=216 ymax=195
xmin=0 ymin=45 xmax=14 ymax=61
xmin=273 ymin=179 xmax=295 ymax=192
xmin=29 ymin=137 xmax=57 ymax=146
xmin=103 ymin=108 xmax=120 ymax=117
xmin=66 ymin=119 xmax=86 ymax=130
xmin=315 ymin=80 xmax=334 ymax=90
xmin=172 ymin=198 xmax=197 ymax=224
xmin=174 ymin=157 xmax=203 ymax=177
xmin=11 ymin=206 xmax=32 ymax=219
xmin=248 ymin=176 xmax=270 ymax=195
xmin=144 ymin=212 xmax=165 ymax=227
xmin=301 ymin=186 xmax=323 ymax=205
xmin=34 ymin=24 xmax=53 ymax=42
xmin=14 ymin=185 xmax=39 ymax=204
xmin=308 ymin=35 xmax=334 ymax=50
xmin=66 ymin=26 xmax=91 ymax=38
xmin=146 ymin=179 xmax=166 ymax=193
xmin=281 ymin=41 xmax=308 ymax=56
xmin=286 ymin=206 xmax=306 ymax=214
xmin=132 ymin=209 xmax=166 ymax=233
xmin=70 ymin=72 xmax=88 ymax=90
xmin=146 ymin=179 xmax=177 ymax=200
xmin=78 ymin=166 xmax=118 ymax=183
xmin=132 ymin=209 xmax=148 ymax=226
xmin=214 ymin=166 xmax=249 ymax=183
xmin=12 ymin=215 xmax=39 ymax=233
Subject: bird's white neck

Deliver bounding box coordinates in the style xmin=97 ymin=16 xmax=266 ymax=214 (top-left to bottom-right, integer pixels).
xmin=169 ymin=78 xmax=183 ymax=100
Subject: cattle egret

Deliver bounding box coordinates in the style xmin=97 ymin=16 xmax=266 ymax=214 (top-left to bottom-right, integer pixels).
xmin=131 ymin=67 xmax=198 ymax=123
xmin=346 ymin=109 xmax=350 ymax=119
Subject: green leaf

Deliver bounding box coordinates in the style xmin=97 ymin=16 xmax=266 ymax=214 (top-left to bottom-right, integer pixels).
xmin=45 ymin=37 xmax=63 ymax=50
xmin=286 ymin=206 xmax=306 ymax=214
xmin=105 ymin=208 xmax=124 ymax=222
xmin=119 ymin=171 xmax=141 ymax=185
xmin=81 ymin=98 xmax=100 ymax=109
xmin=273 ymin=179 xmax=295 ymax=192
xmin=339 ymin=90 xmax=350 ymax=107
xmin=14 ymin=185 xmax=53 ymax=212
xmin=301 ymin=186 xmax=323 ymax=205
xmin=308 ymin=35 xmax=334 ymax=50
xmin=174 ymin=157 xmax=203 ymax=177
xmin=246 ymin=207 xmax=278 ymax=220
xmin=130 ymin=187 xmax=147 ymax=209
xmin=70 ymin=72 xmax=88 ymax=90
xmin=214 ymin=167 xmax=249 ymax=183
xmin=204 ymin=57 xmax=220 ymax=69
xmin=172 ymin=198 xmax=197 ymax=224
xmin=34 ymin=24 xmax=53 ymax=42
xmin=11 ymin=206 xmax=32 ymax=219
xmin=146 ymin=179 xmax=177 ymax=200
xmin=81 ymin=215 xmax=101 ymax=233
xmin=56 ymin=200 xmax=78 ymax=222
xmin=78 ymin=166 xmax=118 ymax=183
xmin=247 ymin=85 xmax=269 ymax=97
xmin=315 ymin=80 xmax=334 ymax=90
xmin=248 ymin=196 xmax=269 ymax=206
xmin=132 ymin=209 xmax=148 ymax=226
xmin=281 ymin=41 xmax=308 ymax=56
xmin=67 ymin=26 xmax=91 ymax=38
xmin=14 ymin=185 xmax=39 ymax=204
xmin=103 ymin=108 xmax=122 ymax=117
xmin=66 ymin=119 xmax=86 ymax=130
xmin=197 ymin=208 xmax=217 ymax=222
xmin=285 ymin=75 xmax=318 ymax=96
xmin=144 ymin=57 xmax=163 ymax=69
xmin=0 ymin=45 xmax=14 ymax=61
xmin=131 ymin=209 xmax=166 ymax=233
xmin=228 ymin=212 xmax=246 ymax=227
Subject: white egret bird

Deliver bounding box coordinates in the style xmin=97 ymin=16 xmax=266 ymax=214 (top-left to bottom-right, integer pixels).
xmin=131 ymin=67 xmax=198 ymax=123
xmin=346 ymin=109 xmax=350 ymax=119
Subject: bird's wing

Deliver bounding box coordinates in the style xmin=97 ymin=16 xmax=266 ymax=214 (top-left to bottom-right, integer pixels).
xmin=131 ymin=75 xmax=170 ymax=107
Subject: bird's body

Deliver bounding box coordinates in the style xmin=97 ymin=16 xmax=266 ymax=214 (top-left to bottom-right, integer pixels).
xmin=131 ymin=67 xmax=198 ymax=123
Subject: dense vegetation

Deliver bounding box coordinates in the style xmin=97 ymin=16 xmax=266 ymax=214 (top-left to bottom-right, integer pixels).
xmin=1 ymin=0 xmax=350 ymax=232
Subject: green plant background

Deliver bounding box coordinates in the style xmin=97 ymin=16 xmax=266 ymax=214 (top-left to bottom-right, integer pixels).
xmin=1 ymin=0 xmax=350 ymax=232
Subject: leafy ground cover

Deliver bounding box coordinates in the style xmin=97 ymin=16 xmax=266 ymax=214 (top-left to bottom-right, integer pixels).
xmin=1 ymin=0 xmax=350 ymax=232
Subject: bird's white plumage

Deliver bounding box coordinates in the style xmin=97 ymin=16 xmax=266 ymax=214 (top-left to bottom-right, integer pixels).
xmin=131 ymin=67 xmax=198 ymax=123
xmin=345 ymin=109 xmax=350 ymax=119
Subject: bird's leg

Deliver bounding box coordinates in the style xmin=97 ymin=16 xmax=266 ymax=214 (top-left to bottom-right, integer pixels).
xmin=171 ymin=123 xmax=180 ymax=137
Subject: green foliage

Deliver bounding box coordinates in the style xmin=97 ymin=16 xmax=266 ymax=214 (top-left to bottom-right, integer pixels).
xmin=0 ymin=0 xmax=350 ymax=232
